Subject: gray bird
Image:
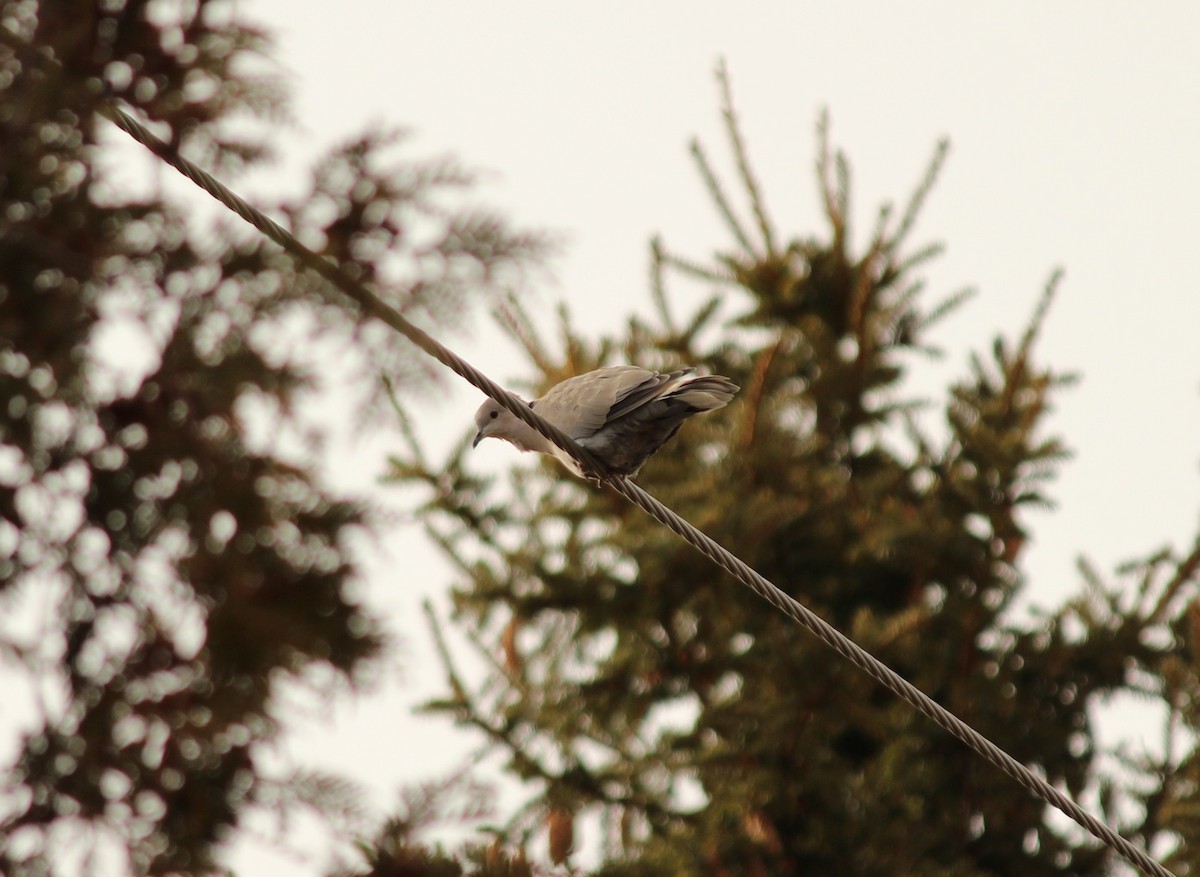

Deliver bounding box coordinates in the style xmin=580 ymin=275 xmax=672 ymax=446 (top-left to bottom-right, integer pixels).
xmin=472 ymin=365 xmax=739 ymax=478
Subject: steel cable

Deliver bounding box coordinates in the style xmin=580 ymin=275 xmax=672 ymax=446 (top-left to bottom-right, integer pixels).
xmin=59 ymin=63 xmax=1172 ymax=877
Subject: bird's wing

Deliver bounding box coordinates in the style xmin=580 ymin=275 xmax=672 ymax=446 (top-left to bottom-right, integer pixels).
xmin=535 ymin=366 xmax=662 ymax=439
xmin=604 ymin=368 xmax=693 ymax=421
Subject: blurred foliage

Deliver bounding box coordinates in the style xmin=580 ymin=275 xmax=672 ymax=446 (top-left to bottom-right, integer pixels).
xmin=388 ymin=65 xmax=1200 ymax=875
xmin=0 ymin=2 xmax=542 ymax=875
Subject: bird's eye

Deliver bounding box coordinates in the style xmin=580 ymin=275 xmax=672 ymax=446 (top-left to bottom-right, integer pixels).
xmin=490 ymin=410 xmax=499 ymax=419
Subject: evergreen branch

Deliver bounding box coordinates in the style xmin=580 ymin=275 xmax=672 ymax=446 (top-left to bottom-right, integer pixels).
xmin=890 ymin=277 xmax=926 ymax=321
xmin=736 ymin=334 xmax=786 ymax=452
xmin=279 ymin=768 xmax=374 ymax=831
xmin=459 ymin=603 xmax=532 ymax=693
xmin=555 ymin=300 xmax=582 ymax=373
xmin=1126 ymin=548 xmax=1175 ymax=605
xmin=387 ymin=768 xmax=497 ymax=833
xmin=659 ymin=246 xmax=738 ymax=285
xmin=1075 ymin=557 xmax=1109 ymax=597
xmin=422 ymin=522 xmax=484 ymax=580
xmin=916 ymin=285 xmax=977 ymax=334
xmin=890 ymin=241 xmax=947 ymax=282
xmin=815 ymin=110 xmax=846 ymax=245
xmin=555 ymin=301 xmax=616 ymax=376
xmin=382 ymin=373 xmax=424 ymax=462
xmin=889 ymin=137 xmax=950 ymax=254
xmin=869 ymin=202 xmax=894 ymax=256
xmin=422 ymin=598 xmax=472 ymax=708
xmin=849 ymin=243 xmax=880 ymax=341
xmin=901 ymin=408 xmax=938 ymax=466
xmin=1002 ymin=270 xmax=1063 ymax=412
xmin=1147 ymin=537 xmax=1200 ymax=626
xmin=422 ymin=603 xmax=679 ymax=828
xmin=836 ymin=149 xmax=853 ymax=242
xmin=715 ymin=59 xmax=776 ymax=257
xmin=493 ymin=289 xmax=555 ymax=375
xmin=679 ymin=295 xmax=725 ymax=346
xmin=1016 ymin=268 xmax=1065 ymax=366
xmin=648 ymin=236 xmax=677 ymax=336
xmin=689 ymin=138 xmax=756 ymax=257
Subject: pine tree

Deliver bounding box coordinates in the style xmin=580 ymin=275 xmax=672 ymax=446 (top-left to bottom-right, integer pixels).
xmin=0 ymin=4 xmax=540 ymax=875
xmin=392 ymin=67 xmax=1200 ymax=875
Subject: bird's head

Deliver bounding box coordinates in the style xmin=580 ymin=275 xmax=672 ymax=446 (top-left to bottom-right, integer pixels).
xmin=472 ymin=399 xmax=526 ymax=449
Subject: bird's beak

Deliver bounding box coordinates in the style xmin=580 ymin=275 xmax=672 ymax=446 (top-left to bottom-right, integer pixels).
xmin=472 ymin=431 xmax=484 ymax=448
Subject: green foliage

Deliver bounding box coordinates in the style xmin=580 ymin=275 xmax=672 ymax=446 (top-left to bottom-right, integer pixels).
xmin=0 ymin=3 xmax=540 ymax=875
xmin=390 ymin=68 xmax=1200 ymax=875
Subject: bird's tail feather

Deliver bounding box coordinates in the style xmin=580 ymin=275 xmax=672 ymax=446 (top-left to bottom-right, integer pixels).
xmin=671 ymin=375 xmax=739 ymax=411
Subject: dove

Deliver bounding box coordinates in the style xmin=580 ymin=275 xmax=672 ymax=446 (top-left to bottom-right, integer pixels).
xmin=472 ymin=365 xmax=738 ymax=478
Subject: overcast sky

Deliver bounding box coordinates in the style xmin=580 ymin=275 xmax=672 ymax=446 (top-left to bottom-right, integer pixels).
xmin=138 ymin=2 xmax=1200 ymax=872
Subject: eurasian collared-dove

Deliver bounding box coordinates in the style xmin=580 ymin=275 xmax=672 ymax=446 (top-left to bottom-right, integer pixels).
xmin=472 ymin=365 xmax=739 ymax=478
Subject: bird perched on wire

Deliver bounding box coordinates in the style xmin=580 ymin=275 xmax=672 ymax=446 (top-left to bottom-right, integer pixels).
xmin=472 ymin=365 xmax=739 ymax=479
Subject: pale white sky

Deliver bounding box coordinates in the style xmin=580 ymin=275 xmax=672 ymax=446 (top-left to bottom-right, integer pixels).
xmin=224 ymin=2 xmax=1200 ymax=873
xmin=213 ymin=4 xmax=1200 ymax=873
xmin=20 ymin=2 xmax=1200 ymax=874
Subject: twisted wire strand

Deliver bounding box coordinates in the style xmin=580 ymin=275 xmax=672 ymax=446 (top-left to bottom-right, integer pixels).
xmin=73 ymin=70 xmax=1172 ymax=877
xmin=609 ymin=480 xmax=1168 ymax=871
